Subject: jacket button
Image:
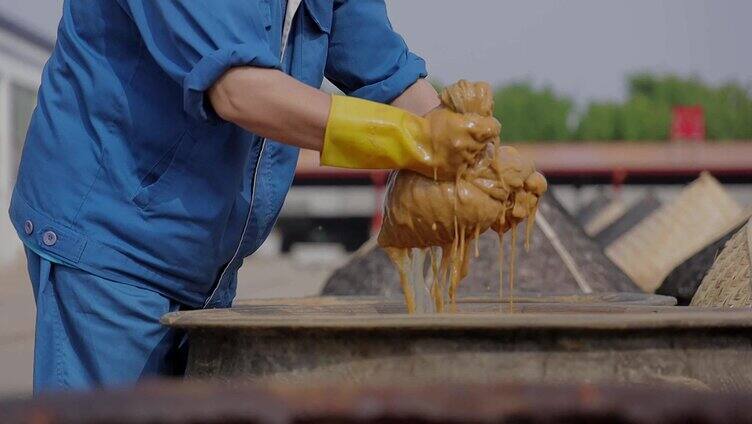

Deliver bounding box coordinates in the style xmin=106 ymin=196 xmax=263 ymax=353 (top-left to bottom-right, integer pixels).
xmin=42 ymin=231 xmax=58 ymax=247
xmin=24 ymin=220 xmax=34 ymax=235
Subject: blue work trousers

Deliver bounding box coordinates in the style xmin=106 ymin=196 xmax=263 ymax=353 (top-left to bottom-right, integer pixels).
xmin=26 ymin=248 xmax=190 ymax=394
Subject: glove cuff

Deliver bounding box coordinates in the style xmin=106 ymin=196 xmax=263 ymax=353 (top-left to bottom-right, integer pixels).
xmin=321 ymin=95 xmax=431 ymax=171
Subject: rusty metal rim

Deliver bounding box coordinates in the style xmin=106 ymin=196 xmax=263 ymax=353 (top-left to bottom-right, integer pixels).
xmin=457 ymin=293 xmax=677 ymax=305
xmin=233 ymin=293 xmax=677 ymax=307
xmin=162 ymin=308 xmax=752 ymax=331
xmin=233 ymin=296 xmax=388 ymax=306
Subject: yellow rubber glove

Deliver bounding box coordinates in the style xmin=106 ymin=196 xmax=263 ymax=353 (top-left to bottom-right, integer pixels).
xmin=321 ymin=95 xmax=500 ymax=179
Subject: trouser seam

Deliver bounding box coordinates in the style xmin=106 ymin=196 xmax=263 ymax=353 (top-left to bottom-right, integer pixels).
xmin=53 ymin=298 xmax=68 ymax=389
xmin=43 ymin=261 xmax=69 ymax=390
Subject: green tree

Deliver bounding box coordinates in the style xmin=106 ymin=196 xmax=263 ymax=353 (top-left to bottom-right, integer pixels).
xmin=619 ymin=95 xmax=671 ymax=140
xmin=493 ymin=83 xmax=572 ymax=142
xmin=703 ymin=83 xmax=752 ymax=139
xmin=575 ymin=102 xmax=622 ymax=140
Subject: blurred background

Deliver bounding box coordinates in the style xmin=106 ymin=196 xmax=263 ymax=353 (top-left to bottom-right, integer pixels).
xmin=0 ymin=0 xmax=750 ymax=396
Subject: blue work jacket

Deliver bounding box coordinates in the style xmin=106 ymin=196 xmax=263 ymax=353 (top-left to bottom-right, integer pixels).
xmin=10 ymin=0 xmax=427 ymax=308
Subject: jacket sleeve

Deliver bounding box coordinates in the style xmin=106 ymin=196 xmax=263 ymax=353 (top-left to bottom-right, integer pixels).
xmin=325 ymin=0 xmax=428 ymax=104
xmin=116 ymin=0 xmax=280 ymax=122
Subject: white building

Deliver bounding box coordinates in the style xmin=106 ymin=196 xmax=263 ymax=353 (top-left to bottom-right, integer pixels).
xmin=0 ymin=15 xmax=52 ymax=265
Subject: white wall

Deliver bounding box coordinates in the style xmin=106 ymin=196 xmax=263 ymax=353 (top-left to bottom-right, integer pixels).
xmin=0 ymin=28 xmax=48 ymax=266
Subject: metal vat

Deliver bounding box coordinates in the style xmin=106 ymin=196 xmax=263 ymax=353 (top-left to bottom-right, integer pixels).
xmin=163 ymin=294 xmax=752 ymax=391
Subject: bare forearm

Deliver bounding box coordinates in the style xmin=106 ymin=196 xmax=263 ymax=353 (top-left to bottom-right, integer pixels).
xmin=209 ymin=67 xmax=330 ymax=151
xmin=209 ymin=68 xmax=440 ymax=152
xmin=390 ymin=79 xmax=441 ymax=116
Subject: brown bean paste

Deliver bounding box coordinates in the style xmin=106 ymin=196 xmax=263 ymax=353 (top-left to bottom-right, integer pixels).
xmin=377 ymin=80 xmax=548 ymax=313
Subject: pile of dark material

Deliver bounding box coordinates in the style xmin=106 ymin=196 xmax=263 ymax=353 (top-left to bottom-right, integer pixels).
xmin=657 ymin=219 xmax=749 ymax=305
xmin=322 ymin=191 xmax=639 ymax=297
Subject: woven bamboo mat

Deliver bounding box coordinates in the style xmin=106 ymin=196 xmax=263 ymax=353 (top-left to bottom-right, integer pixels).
xmin=606 ymin=172 xmax=744 ymax=292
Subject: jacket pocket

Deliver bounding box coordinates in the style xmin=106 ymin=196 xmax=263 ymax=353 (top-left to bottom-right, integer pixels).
xmin=131 ymin=131 xmax=200 ymax=210
xmin=304 ymin=0 xmax=332 ymax=34
xmin=301 ymin=0 xmax=332 ymax=86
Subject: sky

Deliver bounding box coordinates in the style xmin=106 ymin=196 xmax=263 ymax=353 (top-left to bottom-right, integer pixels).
xmin=1 ymin=0 xmax=750 ymax=102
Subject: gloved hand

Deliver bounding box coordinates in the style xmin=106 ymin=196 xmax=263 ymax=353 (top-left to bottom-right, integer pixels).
xmin=320 ymin=95 xmax=500 ymax=180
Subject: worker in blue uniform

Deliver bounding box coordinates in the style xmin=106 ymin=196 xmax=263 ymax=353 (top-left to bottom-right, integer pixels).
xmin=10 ymin=0 xmax=500 ymax=393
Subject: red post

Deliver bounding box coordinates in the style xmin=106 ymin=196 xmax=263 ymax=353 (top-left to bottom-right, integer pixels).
xmin=612 ymin=168 xmax=627 ymax=193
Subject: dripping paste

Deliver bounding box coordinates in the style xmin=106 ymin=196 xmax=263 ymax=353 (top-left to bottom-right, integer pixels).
xmin=378 ymin=80 xmax=547 ymax=313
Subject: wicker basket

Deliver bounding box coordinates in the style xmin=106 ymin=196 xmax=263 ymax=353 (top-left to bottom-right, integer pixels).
xmin=691 ymin=219 xmax=752 ymax=308
xmin=606 ymin=172 xmax=743 ymax=292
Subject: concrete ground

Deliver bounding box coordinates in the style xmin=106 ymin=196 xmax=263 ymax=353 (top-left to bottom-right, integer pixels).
xmin=0 ymin=242 xmax=345 ymax=398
